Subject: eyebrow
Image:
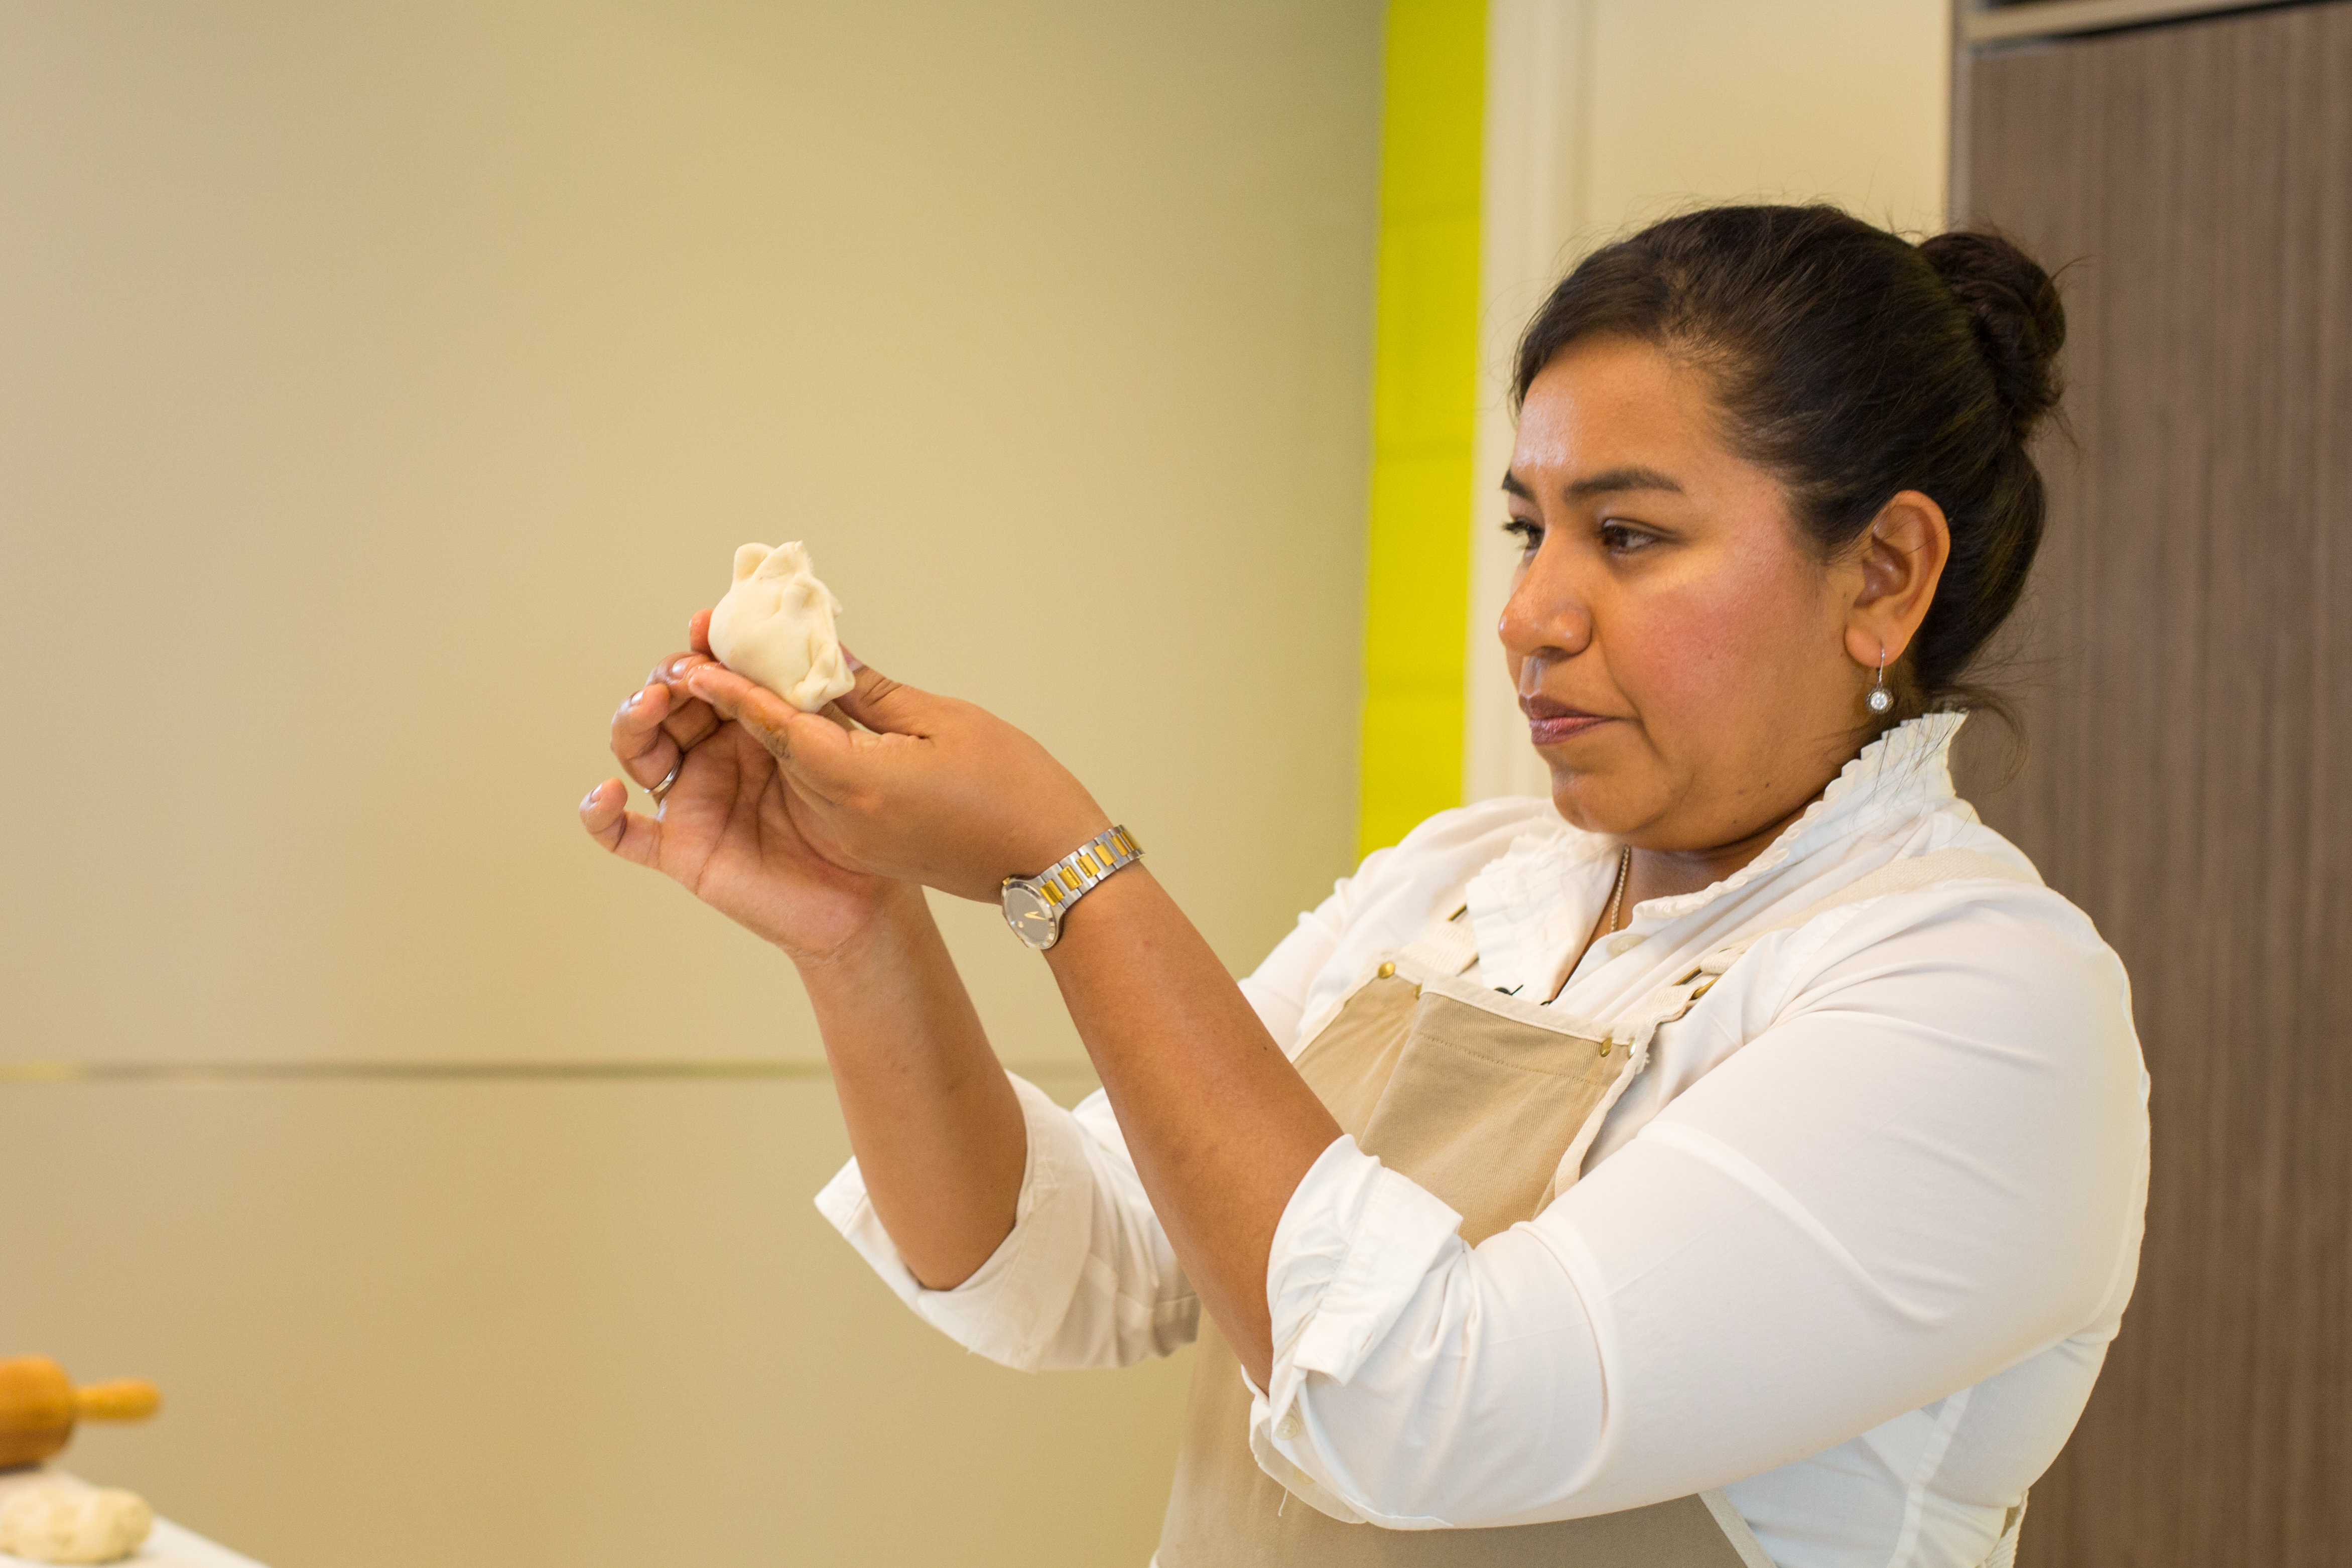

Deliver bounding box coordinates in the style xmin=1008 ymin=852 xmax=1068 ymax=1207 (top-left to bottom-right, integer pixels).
xmin=1501 ymin=465 xmax=1685 ymax=500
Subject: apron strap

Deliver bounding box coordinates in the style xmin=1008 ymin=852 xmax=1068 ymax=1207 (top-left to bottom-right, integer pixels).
xmin=1390 ymin=847 xmax=2037 ymax=1044
xmin=1533 ymin=846 xmax=2041 ymax=1201
xmin=1613 ymin=847 xmax=2042 ymax=1052
xmin=1689 ymin=846 xmax=2035 ymax=980
xmin=1394 ymin=902 xmax=1479 ymax=978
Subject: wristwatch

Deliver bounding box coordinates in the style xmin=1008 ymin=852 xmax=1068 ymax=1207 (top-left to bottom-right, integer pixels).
xmin=1000 ymin=825 xmax=1143 ymax=950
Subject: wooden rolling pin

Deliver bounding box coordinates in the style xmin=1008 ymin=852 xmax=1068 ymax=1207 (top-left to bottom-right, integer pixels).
xmin=0 ymin=1358 xmax=161 ymax=1469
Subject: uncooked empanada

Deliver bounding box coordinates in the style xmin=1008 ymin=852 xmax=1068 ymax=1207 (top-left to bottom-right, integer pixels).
xmin=706 ymin=542 xmax=857 ymax=712
xmin=0 ymin=1480 xmax=153 ymax=1564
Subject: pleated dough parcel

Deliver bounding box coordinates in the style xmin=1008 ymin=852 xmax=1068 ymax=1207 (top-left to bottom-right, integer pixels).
xmin=0 ymin=1480 xmax=153 ymax=1564
xmin=706 ymin=542 xmax=857 ymax=712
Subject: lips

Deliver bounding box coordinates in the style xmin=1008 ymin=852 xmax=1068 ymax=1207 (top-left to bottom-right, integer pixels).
xmin=1520 ymin=695 xmax=1614 ymax=746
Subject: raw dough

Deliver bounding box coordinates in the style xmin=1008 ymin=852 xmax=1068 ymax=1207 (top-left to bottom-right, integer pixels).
xmin=705 ymin=542 xmax=857 ymax=712
xmin=0 ymin=1481 xmax=153 ymax=1564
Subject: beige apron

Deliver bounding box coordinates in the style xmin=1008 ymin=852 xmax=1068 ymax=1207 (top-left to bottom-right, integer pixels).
xmin=1155 ymin=849 xmax=2036 ymax=1568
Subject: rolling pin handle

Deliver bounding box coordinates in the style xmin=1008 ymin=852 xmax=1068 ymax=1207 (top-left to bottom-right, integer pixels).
xmin=74 ymin=1380 xmax=162 ymax=1423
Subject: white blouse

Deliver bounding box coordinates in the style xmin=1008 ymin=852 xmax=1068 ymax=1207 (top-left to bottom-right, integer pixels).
xmin=818 ymin=714 xmax=2151 ymax=1568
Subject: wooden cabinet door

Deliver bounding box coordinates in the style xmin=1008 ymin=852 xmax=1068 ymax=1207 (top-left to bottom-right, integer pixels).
xmin=1958 ymin=5 xmax=2352 ymax=1563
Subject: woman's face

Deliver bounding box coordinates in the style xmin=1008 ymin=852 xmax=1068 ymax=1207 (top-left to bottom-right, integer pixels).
xmin=1501 ymin=334 xmax=1874 ymax=852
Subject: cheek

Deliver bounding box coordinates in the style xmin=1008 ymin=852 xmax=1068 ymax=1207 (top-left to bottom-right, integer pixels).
xmin=1612 ymin=552 xmax=1828 ymax=725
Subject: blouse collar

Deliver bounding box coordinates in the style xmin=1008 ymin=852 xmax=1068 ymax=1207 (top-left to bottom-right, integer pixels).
xmin=1463 ymin=712 xmax=1969 ymax=990
xmin=1639 ymin=709 xmax=1967 ymax=919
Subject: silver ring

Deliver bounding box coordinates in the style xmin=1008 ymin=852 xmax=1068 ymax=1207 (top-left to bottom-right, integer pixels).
xmin=648 ymin=752 xmax=685 ymax=803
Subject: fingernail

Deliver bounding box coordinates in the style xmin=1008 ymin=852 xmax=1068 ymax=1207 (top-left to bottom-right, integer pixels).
xmin=842 ymin=645 xmax=865 ymax=672
xmin=669 ymin=656 xmax=697 ymax=678
xmin=580 ymin=786 xmax=600 ymax=812
xmin=624 ymin=691 xmax=642 ymax=710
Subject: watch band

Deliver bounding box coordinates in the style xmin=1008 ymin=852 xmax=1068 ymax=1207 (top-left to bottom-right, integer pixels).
xmin=1000 ymin=825 xmax=1143 ymax=949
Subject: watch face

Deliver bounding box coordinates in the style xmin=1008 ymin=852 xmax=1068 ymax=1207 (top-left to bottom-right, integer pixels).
xmin=1001 ymin=882 xmax=1061 ymax=949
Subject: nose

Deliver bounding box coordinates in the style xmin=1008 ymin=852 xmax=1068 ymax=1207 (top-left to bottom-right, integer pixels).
xmin=1498 ymin=535 xmax=1592 ymax=674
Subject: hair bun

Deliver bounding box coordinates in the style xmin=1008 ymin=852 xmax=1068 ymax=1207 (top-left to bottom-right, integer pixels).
xmin=1920 ymin=229 xmax=2065 ymax=435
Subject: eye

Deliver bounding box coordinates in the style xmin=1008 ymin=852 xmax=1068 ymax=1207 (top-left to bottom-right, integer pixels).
xmin=1502 ymin=516 xmax=1541 ymax=552
xmin=1598 ymin=519 xmax=1658 ymax=555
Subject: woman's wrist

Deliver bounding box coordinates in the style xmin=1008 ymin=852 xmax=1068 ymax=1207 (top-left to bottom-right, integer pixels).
xmin=1033 ymin=852 xmax=1153 ymax=960
xmin=781 ymin=876 xmax=933 ymax=976
xmin=996 ymin=799 xmax=1118 ymax=887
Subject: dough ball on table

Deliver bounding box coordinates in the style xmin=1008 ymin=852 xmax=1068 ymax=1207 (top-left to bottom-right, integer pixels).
xmin=0 ymin=1482 xmax=153 ymax=1564
xmin=706 ymin=542 xmax=856 ymax=712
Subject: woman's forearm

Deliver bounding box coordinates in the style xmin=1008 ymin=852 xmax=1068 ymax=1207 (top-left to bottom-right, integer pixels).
xmin=671 ymin=657 xmax=1334 ymax=1371
xmin=1040 ymin=867 xmax=1342 ymax=1388
xmin=799 ymin=880 xmax=1027 ymax=1291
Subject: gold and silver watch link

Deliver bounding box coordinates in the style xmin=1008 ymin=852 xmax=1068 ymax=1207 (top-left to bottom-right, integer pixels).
xmin=1000 ymin=825 xmax=1143 ymax=950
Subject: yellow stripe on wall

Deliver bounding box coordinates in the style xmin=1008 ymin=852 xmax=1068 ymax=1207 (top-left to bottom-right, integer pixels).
xmin=1358 ymin=0 xmax=1485 ymax=860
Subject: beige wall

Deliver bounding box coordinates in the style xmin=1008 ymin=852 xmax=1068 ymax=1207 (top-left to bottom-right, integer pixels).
xmin=0 ymin=3 xmax=1380 ymax=1565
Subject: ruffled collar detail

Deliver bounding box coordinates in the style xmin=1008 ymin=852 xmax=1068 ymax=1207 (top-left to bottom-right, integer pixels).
xmin=1461 ymin=712 xmax=1968 ymax=989
xmin=1639 ymin=710 xmax=1967 ymax=920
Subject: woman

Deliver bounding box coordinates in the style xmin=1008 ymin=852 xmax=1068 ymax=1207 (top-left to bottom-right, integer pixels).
xmin=579 ymin=205 xmax=2148 ymax=1567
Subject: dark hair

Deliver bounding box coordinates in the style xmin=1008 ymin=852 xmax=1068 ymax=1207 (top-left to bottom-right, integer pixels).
xmin=1511 ymin=203 xmax=2065 ymax=724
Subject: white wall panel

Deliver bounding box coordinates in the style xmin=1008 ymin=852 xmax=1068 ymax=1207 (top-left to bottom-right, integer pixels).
xmin=1464 ymin=0 xmax=1950 ymax=805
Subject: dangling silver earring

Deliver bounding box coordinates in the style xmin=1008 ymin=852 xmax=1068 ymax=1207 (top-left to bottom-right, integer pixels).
xmin=1866 ymin=646 xmax=1893 ymax=714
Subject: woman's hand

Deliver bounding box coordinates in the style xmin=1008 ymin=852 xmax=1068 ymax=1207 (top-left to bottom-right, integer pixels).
xmin=579 ymin=611 xmax=902 ymax=962
xmin=588 ymin=620 xmax=1035 ymax=1288
xmin=681 ymin=657 xmax=1111 ymax=902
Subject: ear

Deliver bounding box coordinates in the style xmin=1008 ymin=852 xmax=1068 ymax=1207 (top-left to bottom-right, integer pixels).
xmin=731 ymin=543 xmax=772 ymax=584
xmin=1841 ymin=490 xmax=1951 ymax=673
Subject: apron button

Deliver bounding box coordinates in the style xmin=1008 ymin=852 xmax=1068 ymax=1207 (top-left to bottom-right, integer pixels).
xmin=1597 ymin=1039 xmax=1613 ymax=1057
xmin=1376 ymin=961 xmax=1395 ymax=979
xmin=1276 ymin=1413 xmax=1302 ymax=1441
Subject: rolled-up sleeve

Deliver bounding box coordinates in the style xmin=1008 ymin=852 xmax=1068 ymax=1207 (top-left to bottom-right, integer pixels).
xmin=1262 ymin=1136 xmax=1464 ymax=1413
xmin=816 ymin=1073 xmax=1181 ymax=1369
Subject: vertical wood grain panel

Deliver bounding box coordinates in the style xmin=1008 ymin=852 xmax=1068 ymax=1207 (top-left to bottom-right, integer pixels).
xmin=1959 ymin=5 xmax=2352 ymax=1562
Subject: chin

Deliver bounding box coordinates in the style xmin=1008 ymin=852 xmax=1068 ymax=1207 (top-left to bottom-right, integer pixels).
xmin=1542 ymin=767 xmax=1619 ymax=835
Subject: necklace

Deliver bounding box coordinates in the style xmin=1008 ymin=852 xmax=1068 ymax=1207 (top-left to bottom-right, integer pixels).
xmin=1548 ymin=844 xmax=1636 ymax=1007
xmin=1604 ymin=844 xmax=1632 ymax=936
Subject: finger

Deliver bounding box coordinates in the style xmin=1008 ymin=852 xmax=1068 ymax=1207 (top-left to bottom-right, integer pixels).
xmin=611 ymin=682 xmax=687 ymax=791
xmin=689 ymin=608 xmax=713 ymax=655
xmin=579 ymin=778 xmax=663 ymax=867
xmin=659 ymin=694 xmax=722 ymax=754
xmin=826 ymin=654 xmax=938 ymax=737
xmin=644 ymin=649 xmax=709 ymax=687
xmin=635 ymin=649 xmax=723 ymax=748
xmin=683 ymin=663 xmax=857 ymax=800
